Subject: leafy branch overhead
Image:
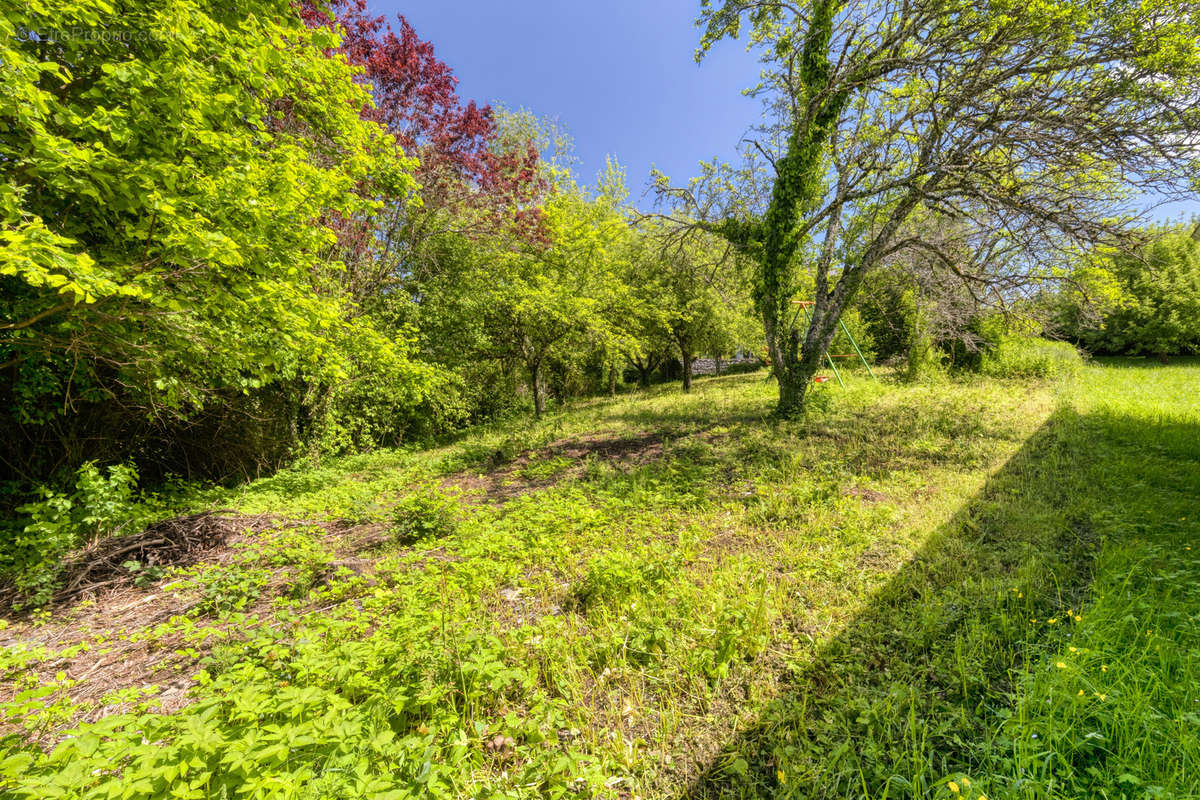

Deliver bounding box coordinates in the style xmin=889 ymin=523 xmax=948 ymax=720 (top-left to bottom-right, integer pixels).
xmin=1 ymin=1 xmax=419 ymax=418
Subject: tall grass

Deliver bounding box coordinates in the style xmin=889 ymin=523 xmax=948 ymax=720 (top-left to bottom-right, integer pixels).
xmin=1 ymin=362 xmax=1196 ymax=799
xmin=980 ymin=336 xmax=1084 ymax=379
xmin=979 ymin=362 xmax=1200 ymax=798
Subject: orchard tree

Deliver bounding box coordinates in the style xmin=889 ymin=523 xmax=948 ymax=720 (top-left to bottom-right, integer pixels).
xmin=473 ymin=137 xmax=633 ymax=416
xmin=482 ymin=189 xmax=632 ymax=416
xmin=631 ymin=226 xmax=757 ymax=392
xmin=657 ymin=0 xmax=1200 ymax=416
xmin=619 ymin=290 xmax=674 ymax=389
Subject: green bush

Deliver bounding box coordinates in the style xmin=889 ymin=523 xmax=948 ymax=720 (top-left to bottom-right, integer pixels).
xmin=2 ymin=461 xmax=145 ymax=607
xmin=981 ymin=336 xmax=1084 ymax=379
xmin=389 ymin=487 xmax=460 ymax=545
xmin=1057 ymin=225 xmax=1200 ymax=356
xmin=855 ymin=270 xmax=920 ymax=362
xmin=312 ymin=325 xmax=467 ymax=457
xmin=0 ymin=0 xmax=421 ymax=486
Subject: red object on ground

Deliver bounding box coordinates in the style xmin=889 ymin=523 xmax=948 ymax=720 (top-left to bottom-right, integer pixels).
xmin=813 ymin=375 xmax=830 ymax=383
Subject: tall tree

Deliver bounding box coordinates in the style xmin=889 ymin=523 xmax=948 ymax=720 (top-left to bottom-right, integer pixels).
xmin=0 ymin=0 xmax=420 ymax=479
xmin=657 ymin=0 xmax=1200 ymax=416
xmin=299 ymin=0 xmax=547 ymax=302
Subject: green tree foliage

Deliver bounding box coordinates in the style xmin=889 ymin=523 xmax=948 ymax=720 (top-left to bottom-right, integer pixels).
xmin=0 ymin=1 xmax=427 ymax=480
xmin=663 ymin=0 xmax=1200 ymax=416
xmin=481 ymin=180 xmax=633 ymax=416
xmin=1057 ymin=225 xmax=1200 ymax=357
xmin=626 ymin=225 xmax=759 ymax=391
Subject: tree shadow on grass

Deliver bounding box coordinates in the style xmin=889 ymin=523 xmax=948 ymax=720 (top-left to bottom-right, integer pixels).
xmin=678 ymin=404 xmax=1196 ymax=799
xmin=1089 ymin=354 xmax=1200 ymax=370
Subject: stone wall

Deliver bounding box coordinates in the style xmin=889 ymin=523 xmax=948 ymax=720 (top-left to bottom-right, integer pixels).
xmin=684 ymin=353 xmax=761 ymax=376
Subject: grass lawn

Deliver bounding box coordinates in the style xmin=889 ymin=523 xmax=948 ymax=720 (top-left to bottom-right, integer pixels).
xmin=1 ymin=360 xmax=1197 ymax=799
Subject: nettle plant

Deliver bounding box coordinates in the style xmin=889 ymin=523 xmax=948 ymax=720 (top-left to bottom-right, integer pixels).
xmin=389 ymin=487 xmax=460 ymax=545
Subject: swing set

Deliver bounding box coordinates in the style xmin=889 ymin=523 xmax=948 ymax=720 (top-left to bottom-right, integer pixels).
xmin=788 ymin=299 xmax=877 ymax=388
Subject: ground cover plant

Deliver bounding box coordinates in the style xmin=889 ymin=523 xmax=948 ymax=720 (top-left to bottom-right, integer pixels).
xmin=1 ymin=359 xmax=1196 ymax=798
xmin=4 ymin=1 xmax=1200 ymax=798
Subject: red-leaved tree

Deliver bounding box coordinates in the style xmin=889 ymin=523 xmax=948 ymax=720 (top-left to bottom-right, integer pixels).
xmin=297 ymin=0 xmax=548 ymax=296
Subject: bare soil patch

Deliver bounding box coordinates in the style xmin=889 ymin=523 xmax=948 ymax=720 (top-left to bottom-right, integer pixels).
xmin=0 ymin=514 xmax=397 ymax=743
xmin=844 ymin=486 xmax=888 ymax=503
xmin=445 ymin=431 xmax=666 ymax=503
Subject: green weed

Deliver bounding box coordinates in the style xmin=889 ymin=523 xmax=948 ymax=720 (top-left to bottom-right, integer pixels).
xmin=389 ymin=486 xmax=460 ymax=545
xmin=1 ymin=365 xmax=1196 ymax=799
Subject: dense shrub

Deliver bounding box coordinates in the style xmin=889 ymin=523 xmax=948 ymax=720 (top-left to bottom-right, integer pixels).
xmin=854 ymin=267 xmax=977 ymax=379
xmin=311 ymin=327 xmax=467 ymax=457
xmin=980 ymin=336 xmax=1084 ymax=379
xmin=389 ymin=487 xmax=460 ymax=545
xmin=1056 ymin=225 xmax=1200 ymax=356
xmin=855 ymin=270 xmax=919 ymax=362
xmin=0 ymin=1 xmax=424 ymax=485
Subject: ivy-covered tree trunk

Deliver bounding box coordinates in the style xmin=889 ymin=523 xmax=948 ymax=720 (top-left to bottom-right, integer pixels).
xmin=773 ymin=303 xmax=844 ymax=417
xmin=712 ymin=0 xmax=848 ymax=418
xmin=688 ymin=0 xmax=1200 ymax=419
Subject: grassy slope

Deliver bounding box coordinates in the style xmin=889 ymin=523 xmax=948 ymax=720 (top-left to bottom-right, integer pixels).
xmin=0 ymin=362 xmax=1196 ymax=799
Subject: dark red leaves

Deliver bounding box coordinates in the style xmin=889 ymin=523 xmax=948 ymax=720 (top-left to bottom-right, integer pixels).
xmin=296 ymin=0 xmax=548 ymax=243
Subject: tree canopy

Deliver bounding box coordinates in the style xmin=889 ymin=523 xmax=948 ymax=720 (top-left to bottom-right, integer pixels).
xmin=0 ymin=0 xmax=432 ymax=476
xmin=656 ymin=0 xmax=1200 ymax=415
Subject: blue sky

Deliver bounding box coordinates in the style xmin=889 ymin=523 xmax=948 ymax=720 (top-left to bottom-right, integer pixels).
xmin=371 ymin=0 xmax=762 ymax=204
xmin=372 ymin=1 xmax=1196 ymax=222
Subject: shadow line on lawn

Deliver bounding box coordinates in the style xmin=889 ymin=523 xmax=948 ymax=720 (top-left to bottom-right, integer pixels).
xmin=678 ymin=403 xmax=1193 ymax=799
